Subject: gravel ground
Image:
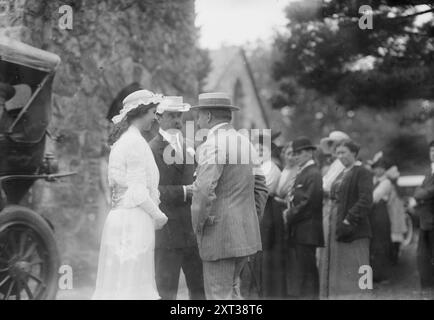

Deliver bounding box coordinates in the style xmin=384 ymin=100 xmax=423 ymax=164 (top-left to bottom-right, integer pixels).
xmin=371 ymin=232 xmax=421 ymax=300
xmin=56 ymin=270 xmax=189 ymax=300
xmin=57 ymin=233 xmax=423 ymax=300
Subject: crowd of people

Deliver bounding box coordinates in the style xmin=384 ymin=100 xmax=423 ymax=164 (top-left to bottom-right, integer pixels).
xmin=250 ymin=130 xmax=434 ymax=300
xmin=92 ymin=89 xmax=434 ymax=300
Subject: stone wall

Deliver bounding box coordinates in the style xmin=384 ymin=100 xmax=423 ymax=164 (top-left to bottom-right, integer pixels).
xmin=1 ymin=0 xmax=203 ymax=286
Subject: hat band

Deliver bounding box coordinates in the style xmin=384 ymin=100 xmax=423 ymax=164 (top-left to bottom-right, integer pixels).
xmin=199 ymin=97 xmax=232 ymax=106
xmin=293 ymin=145 xmax=316 ymax=151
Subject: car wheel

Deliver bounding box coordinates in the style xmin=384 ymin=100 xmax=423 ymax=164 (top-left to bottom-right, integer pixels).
xmin=0 ymin=205 xmax=59 ymax=300
xmin=401 ymin=212 xmax=414 ymax=247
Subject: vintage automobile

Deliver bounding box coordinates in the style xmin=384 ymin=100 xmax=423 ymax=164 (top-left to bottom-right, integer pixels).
xmin=397 ymin=175 xmax=425 ymax=246
xmin=0 ymin=36 xmax=74 ymax=300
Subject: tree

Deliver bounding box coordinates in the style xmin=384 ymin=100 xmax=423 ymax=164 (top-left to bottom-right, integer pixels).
xmin=272 ymin=0 xmax=434 ymax=111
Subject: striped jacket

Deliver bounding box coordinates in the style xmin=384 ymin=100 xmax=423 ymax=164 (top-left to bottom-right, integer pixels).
xmin=191 ymin=123 xmax=267 ymax=261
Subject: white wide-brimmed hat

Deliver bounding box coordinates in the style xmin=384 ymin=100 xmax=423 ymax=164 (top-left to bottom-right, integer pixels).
xmin=156 ymin=96 xmax=190 ymax=114
xmin=319 ymin=130 xmax=350 ymax=154
xmin=323 ymin=131 xmax=350 ymax=142
xmin=112 ymin=89 xmax=163 ymax=124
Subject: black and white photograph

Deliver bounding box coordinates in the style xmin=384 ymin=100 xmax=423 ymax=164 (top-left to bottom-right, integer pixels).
xmin=0 ymin=0 xmax=433 ymax=304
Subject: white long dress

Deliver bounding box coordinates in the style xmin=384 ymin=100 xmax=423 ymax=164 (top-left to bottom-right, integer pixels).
xmin=92 ymin=125 xmax=166 ymax=300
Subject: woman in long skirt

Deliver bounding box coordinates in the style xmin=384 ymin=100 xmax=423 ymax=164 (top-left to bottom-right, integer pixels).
xmin=321 ymin=140 xmax=373 ymax=299
xmin=92 ymin=90 xmax=168 ymax=300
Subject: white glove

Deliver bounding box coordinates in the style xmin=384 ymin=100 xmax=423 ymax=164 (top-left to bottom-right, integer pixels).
xmin=154 ymin=211 xmax=168 ymax=230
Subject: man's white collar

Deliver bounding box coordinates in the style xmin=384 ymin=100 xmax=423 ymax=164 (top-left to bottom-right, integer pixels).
xmin=208 ymin=122 xmax=229 ymax=137
xmin=159 ymin=128 xmax=179 ymax=141
xmin=299 ymin=159 xmax=315 ymax=172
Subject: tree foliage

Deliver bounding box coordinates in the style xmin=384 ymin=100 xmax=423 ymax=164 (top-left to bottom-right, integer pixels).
xmin=272 ymin=0 xmax=434 ymax=111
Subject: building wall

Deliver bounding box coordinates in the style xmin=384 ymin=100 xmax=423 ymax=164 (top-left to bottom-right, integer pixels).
xmin=0 ymin=0 xmax=201 ymax=286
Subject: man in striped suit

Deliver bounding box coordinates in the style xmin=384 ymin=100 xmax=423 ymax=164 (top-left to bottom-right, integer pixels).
xmin=191 ymin=92 xmax=268 ymax=300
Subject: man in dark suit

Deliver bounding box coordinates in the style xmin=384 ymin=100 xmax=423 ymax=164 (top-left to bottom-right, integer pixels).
xmin=414 ymin=140 xmax=434 ymax=299
xmin=150 ymin=96 xmax=205 ymax=300
xmin=284 ymin=136 xmax=324 ymax=299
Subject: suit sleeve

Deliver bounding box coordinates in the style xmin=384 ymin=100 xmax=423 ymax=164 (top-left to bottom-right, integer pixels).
xmin=251 ymin=143 xmax=268 ymax=220
xmin=346 ymin=168 xmax=373 ymax=226
xmin=150 ymin=141 xmax=188 ymax=205
xmin=122 ymin=137 xmax=165 ymax=221
xmin=289 ymin=172 xmax=320 ymax=224
xmin=191 ymin=143 xmax=224 ymax=235
xmin=158 ymin=185 xmax=185 ymax=204
xmin=254 ymin=171 xmax=268 ymax=221
xmin=414 ymin=175 xmax=434 ymax=201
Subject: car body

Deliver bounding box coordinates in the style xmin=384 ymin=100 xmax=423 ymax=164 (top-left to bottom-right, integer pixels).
xmin=0 ymin=36 xmax=75 ymax=300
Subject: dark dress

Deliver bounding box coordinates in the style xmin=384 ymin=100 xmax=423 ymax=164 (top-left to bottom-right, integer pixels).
xmin=320 ymin=167 xmax=372 ymax=299
xmin=261 ymin=197 xmax=287 ymax=298
xmin=241 ymin=197 xmax=287 ymax=299
xmin=370 ymin=181 xmax=392 ymax=282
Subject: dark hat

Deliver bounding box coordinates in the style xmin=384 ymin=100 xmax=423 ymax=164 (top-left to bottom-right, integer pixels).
xmin=191 ymin=92 xmax=240 ymax=111
xmin=369 ymin=151 xmax=389 ymax=169
xmin=292 ymin=136 xmax=317 ymax=153
xmin=271 ymin=131 xmax=282 ymax=141
xmin=252 ymin=129 xmax=282 ymax=145
xmin=262 ymin=130 xmax=282 ymax=141
xmin=371 ymin=157 xmax=390 ymax=169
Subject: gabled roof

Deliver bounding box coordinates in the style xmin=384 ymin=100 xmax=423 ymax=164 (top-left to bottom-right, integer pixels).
xmin=205 ymin=46 xmax=240 ymax=91
xmin=204 ymin=46 xmax=269 ymax=127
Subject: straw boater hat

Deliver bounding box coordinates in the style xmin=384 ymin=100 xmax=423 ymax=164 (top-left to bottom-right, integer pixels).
xmin=111 ymin=89 xmax=163 ymax=124
xmin=156 ymin=96 xmax=190 ymax=114
xmin=191 ymin=92 xmax=240 ymax=111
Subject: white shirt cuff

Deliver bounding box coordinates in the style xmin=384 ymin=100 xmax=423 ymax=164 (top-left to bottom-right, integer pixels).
xmin=183 ymin=185 xmax=187 ymax=202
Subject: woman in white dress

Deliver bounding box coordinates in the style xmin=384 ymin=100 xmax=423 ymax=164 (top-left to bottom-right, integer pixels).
xmin=92 ymin=90 xmax=168 ymax=300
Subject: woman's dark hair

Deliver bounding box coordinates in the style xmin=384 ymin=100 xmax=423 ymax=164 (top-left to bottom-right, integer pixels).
xmin=336 ymin=139 xmax=360 ymax=157
xmin=108 ymin=103 xmax=157 ymax=146
xmin=371 ymin=158 xmax=389 ymax=170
